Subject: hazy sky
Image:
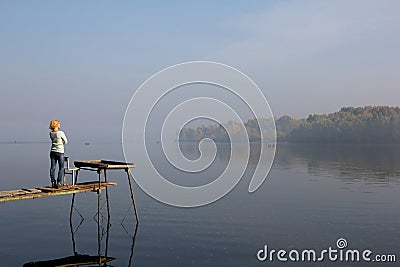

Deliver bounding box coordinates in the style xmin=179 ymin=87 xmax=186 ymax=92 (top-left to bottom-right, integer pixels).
xmin=1 ymin=1 xmax=399 ymax=142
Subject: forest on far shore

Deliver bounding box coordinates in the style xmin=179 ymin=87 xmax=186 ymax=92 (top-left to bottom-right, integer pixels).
xmin=179 ymin=106 xmax=400 ymax=143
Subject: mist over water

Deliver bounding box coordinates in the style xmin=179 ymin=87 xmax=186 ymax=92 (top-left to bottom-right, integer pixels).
xmin=0 ymin=142 xmax=399 ymax=266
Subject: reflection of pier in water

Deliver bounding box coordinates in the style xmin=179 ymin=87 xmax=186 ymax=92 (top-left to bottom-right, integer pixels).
xmin=23 ymin=193 xmax=139 ymax=267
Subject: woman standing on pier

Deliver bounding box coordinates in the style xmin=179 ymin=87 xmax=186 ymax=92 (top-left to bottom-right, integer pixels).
xmin=49 ymin=120 xmax=68 ymax=188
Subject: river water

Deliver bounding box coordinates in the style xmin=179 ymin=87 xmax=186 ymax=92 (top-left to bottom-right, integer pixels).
xmin=0 ymin=142 xmax=399 ymax=266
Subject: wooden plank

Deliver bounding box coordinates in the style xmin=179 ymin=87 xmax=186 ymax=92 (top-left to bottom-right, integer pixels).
xmin=2 ymin=189 xmax=27 ymax=194
xmin=74 ymin=159 xmax=135 ymax=169
xmin=10 ymin=190 xmax=27 ymax=196
xmin=0 ymin=182 xmax=117 ymax=203
xmin=100 ymin=160 xmax=135 ymax=168
xmin=36 ymin=187 xmax=57 ymax=192
xmin=22 ymin=188 xmax=42 ymax=193
xmin=73 ymin=160 xmax=105 ymax=169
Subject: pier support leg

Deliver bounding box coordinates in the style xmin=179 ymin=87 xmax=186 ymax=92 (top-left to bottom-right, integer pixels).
xmin=104 ymin=169 xmax=111 ymax=258
xmin=74 ymin=169 xmax=79 ymax=185
xmin=97 ymin=169 xmax=102 ymax=263
xmin=126 ymin=169 xmax=139 ymax=224
xmin=104 ymin=169 xmax=111 ymax=222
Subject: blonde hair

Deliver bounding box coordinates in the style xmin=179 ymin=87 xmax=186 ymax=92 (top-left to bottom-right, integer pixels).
xmin=49 ymin=119 xmax=61 ymax=130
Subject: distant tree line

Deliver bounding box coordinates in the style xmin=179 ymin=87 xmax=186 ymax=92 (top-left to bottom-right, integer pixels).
xmin=179 ymin=119 xmax=272 ymax=143
xmin=179 ymin=106 xmax=400 ymax=143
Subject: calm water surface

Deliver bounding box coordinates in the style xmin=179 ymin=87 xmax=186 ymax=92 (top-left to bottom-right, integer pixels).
xmin=0 ymin=142 xmax=399 ymax=266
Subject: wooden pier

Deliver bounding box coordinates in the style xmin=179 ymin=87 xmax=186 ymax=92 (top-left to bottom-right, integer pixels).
xmin=0 ymin=159 xmax=140 ymax=266
xmin=0 ymin=181 xmax=117 ymax=202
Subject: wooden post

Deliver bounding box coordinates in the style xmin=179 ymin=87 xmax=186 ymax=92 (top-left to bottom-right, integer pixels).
xmin=104 ymin=169 xmax=111 ymax=222
xmin=104 ymin=169 xmax=111 ymax=258
xmin=74 ymin=169 xmax=79 ymax=185
xmin=97 ymin=169 xmax=102 ymax=263
xmin=126 ymin=169 xmax=139 ymax=224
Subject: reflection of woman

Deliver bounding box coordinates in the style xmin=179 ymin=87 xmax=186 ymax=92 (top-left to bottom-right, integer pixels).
xmin=49 ymin=120 xmax=68 ymax=188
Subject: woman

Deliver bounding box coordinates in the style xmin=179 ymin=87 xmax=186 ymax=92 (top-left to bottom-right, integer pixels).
xmin=49 ymin=119 xmax=68 ymax=188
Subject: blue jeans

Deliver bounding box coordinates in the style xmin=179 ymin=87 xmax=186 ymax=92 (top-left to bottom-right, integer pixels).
xmin=50 ymin=151 xmax=64 ymax=184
